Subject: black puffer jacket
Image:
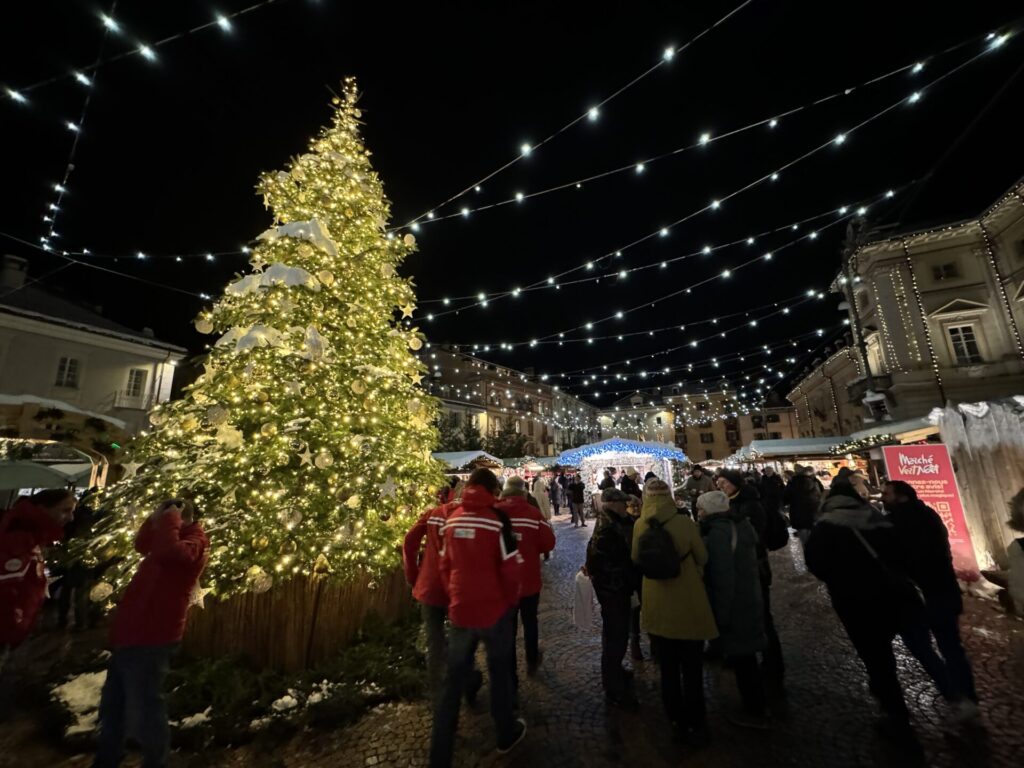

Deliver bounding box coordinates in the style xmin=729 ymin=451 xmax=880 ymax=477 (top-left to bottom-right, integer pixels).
xmin=728 ymin=483 xmax=767 ymax=557
xmin=784 ymin=474 xmax=822 ymax=531
xmin=888 ymin=499 xmax=962 ymax=612
xmin=585 ymin=511 xmax=639 ymax=599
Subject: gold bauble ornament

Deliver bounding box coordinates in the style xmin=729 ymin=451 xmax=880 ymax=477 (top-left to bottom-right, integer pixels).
xmin=194 ymin=318 xmax=214 ymax=335
xmin=260 ymin=422 xmax=278 ymax=438
xmin=89 ymin=582 xmax=114 ymax=603
xmin=251 ymin=535 xmax=270 ymax=551
xmin=206 ymin=406 xmax=229 ymax=426
xmin=409 ymin=337 xmax=424 ymax=351
xmin=317 ymin=270 xmax=335 ymax=286
xmin=279 ymin=540 xmax=298 ymax=555
xmin=403 ymin=234 xmax=416 ymax=248
xmin=350 ymin=379 xmax=366 ymax=395
xmin=245 ymin=566 xmax=273 ymax=594
xmin=314 ymin=450 xmax=334 ymax=469
xmin=345 ymin=317 xmax=357 ymax=329
xmin=303 ymin=385 xmax=317 ymax=397
xmin=149 ymin=410 xmax=167 ymax=426
xmin=298 ymin=243 xmax=313 ymax=257
xmin=345 ymin=494 xmax=361 ymax=509
xmin=181 ymin=415 xmax=200 ymax=432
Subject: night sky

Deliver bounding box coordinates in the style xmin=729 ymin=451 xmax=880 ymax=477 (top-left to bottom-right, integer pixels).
xmin=3 ymin=0 xmax=1023 ymax=406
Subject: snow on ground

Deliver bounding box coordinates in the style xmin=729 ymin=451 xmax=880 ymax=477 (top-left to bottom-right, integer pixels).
xmin=51 ymin=671 xmax=105 ymax=737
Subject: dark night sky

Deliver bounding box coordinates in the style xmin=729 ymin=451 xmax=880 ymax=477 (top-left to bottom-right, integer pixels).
xmin=3 ymin=0 xmax=1023 ymax=406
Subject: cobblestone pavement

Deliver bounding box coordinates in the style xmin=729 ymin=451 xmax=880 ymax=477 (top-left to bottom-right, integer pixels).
xmin=4 ymin=511 xmax=1021 ymax=768
xmin=285 ymin=511 xmax=1024 ymax=768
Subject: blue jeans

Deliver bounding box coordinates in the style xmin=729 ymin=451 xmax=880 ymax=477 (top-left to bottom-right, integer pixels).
xmin=429 ymin=609 xmax=516 ymax=767
xmin=93 ymin=645 xmax=176 ymax=768
xmin=900 ymin=597 xmax=977 ymax=702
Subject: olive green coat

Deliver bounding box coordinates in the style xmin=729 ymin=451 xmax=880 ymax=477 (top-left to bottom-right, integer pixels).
xmin=631 ymin=495 xmax=718 ymax=641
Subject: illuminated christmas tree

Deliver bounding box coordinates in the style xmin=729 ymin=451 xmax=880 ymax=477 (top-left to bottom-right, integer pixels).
xmin=88 ymin=78 xmax=442 ymax=599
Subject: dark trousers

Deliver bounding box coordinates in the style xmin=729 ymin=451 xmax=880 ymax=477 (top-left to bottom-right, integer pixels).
xmin=837 ymin=609 xmax=909 ymax=723
xmin=511 ymin=593 xmax=540 ymax=688
xmin=730 ymin=653 xmax=766 ymax=715
xmin=597 ymin=592 xmax=631 ymax=697
xmin=760 ymin=579 xmax=784 ymax=687
xmin=429 ymin=610 xmax=517 ymax=768
xmin=650 ymin=635 xmax=706 ymax=727
xmin=422 ymin=603 xmax=448 ymax=698
xmin=900 ymin=601 xmax=977 ymax=703
xmin=93 ymin=645 xmax=176 ymax=768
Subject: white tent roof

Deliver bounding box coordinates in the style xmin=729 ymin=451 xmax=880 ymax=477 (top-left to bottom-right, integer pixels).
xmin=847 ymin=415 xmax=936 ymax=442
xmin=738 ymin=436 xmax=847 ymax=459
xmin=432 ymin=451 xmax=503 ymax=470
xmin=558 ymin=437 xmax=687 ymax=465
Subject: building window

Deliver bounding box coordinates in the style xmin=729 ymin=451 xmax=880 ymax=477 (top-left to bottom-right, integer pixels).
xmin=55 ymin=357 xmax=80 ymax=388
xmin=526 ymin=419 xmax=534 ymax=437
xmin=754 ymin=432 xmax=766 ymax=440
xmin=126 ymin=368 xmax=148 ymax=398
xmin=767 ymin=413 xmax=781 ymax=423
xmin=726 ymin=429 xmax=738 ymax=441
xmin=751 ymin=415 xmax=764 ymax=428
xmin=699 ymin=432 xmax=714 ymax=444
xmin=769 ymin=431 xmax=783 ymax=439
xmin=655 ymin=416 xmax=663 ymax=426
xmin=931 ymin=262 xmax=959 ymax=281
xmin=947 ymin=325 xmax=983 ymax=365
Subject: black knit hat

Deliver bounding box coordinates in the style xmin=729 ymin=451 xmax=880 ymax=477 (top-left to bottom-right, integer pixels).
xmin=718 ymin=469 xmax=745 ymax=490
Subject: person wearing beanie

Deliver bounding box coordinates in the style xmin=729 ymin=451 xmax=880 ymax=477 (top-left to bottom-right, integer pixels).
xmin=620 ymin=468 xmax=642 ymax=499
xmin=632 ymin=479 xmax=718 ymax=744
xmin=683 ymin=466 xmax=715 ymax=520
xmin=716 ymin=470 xmax=784 ymax=691
xmin=585 ymin=488 xmax=642 ymax=710
xmin=498 ymin=476 xmax=556 ymax=683
xmin=697 ymin=490 xmax=768 ymax=728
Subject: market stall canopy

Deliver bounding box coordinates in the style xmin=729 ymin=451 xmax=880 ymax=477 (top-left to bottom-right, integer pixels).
xmin=839 ymin=415 xmax=938 ymax=450
xmin=558 ymin=438 xmax=687 ymax=465
xmin=0 ymin=460 xmax=77 ymax=489
xmin=432 ymin=450 xmax=503 ymax=471
xmin=732 ymin=436 xmax=848 ymax=461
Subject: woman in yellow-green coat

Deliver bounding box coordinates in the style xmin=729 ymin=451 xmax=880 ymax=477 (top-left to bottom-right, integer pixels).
xmin=632 ymin=479 xmax=718 ymax=744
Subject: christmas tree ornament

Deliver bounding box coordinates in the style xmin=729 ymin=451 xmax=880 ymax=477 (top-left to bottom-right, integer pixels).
xmin=313 ymin=553 xmax=331 ymax=574
xmin=260 ymin=422 xmax=279 ymax=437
xmin=409 ymin=337 xmax=424 ymax=351
xmin=206 ymin=405 xmax=229 ymax=426
xmin=89 ymin=582 xmax=114 ymax=603
xmin=195 ymin=317 xmax=214 ymax=334
xmin=345 ymin=494 xmax=361 ymax=509
xmin=279 ymin=539 xmax=298 ymax=555
xmin=402 ymin=234 xmax=416 ymax=248
xmin=314 ymin=450 xmax=334 ymax=469
xmin=378 ymin=510 xmax=392 ymax=522
xmin=350 ymin=379 xmax=367 ymax=395
xmin=278 ymin=509 xmax=303 ymax=528
xmin=181 ymin=415 xmax=200 ymax=432
xmin=251 ymin=535 xmax=270 ymax=551
xmin=298 ymin=447 xmax=314 ymax=466
xmin=149 ymin=411 xmax=167 ymax=427
xmin=246 ymin=566 xmax=273 ymax=594
xmin=317 ymin=269 xmax=335 ymax=286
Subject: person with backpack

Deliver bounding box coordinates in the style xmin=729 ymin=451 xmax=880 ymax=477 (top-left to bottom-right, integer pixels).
xmin=498 ymin=477 xmax=556 ymax=683
xmin=0 ymin=488 xmax=76 ymax=660
xmin=697 ymin=491 xmax=768 ymax=728
xmin=716 ymin=470 xmax=786 ymax=691
xmin=430 ymin=469 xmax=526 ymax=766
xmin=759 ymin=467 xmax=785 ymax=518
xmin=804 ymin=477 xmax=916 ymax=739
xmin=585 ymin=488 xmax=641 ymax=710
xmin=94 ymin=498 xmax=208 ymax=768
xmin=568 ymin=476 xmax=587 ymax=528
xmin=631 ymin=479 xmax=717 ymax=745
xmin=785 ymin=466 xmax=824 ymax=543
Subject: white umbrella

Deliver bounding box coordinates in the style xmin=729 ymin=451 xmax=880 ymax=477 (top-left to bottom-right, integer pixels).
xmin=0 ymin=461 xmax=74 ymax=490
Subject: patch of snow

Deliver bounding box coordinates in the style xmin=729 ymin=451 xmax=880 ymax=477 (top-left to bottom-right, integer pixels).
xmin=257 ymin=219 xmax=338 ymax=257
xmin=51 ymin=670 xmax=105 ymax=737
xmin=178 ymin=708 xmax=212 ymax=729
xmin=271 ymin=693 xmax=299 ymax=712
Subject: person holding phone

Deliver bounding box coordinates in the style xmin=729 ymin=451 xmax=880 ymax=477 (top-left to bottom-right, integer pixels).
xmin=94 ymin=498 xmax=209 ymax=768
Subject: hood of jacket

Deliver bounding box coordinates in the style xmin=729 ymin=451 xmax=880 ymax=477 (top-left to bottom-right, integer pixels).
xmin=819 ymin=492 xmax=890 ymax=530
xmin=461 ymin=484 xmax=498 ymax=511
xmin=642 ymin=493 xmax=678 ymax=524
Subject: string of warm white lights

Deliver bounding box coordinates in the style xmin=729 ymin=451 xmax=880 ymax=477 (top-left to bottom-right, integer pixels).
xmin=420 ymin=41 xmax=1011 ymax=321
xmin=0 ymin=231 xmax=213 ymax=300
xmin=4 ymin=1 xmax=284 ymax=100
xmin=402 ymin=0 xmax=756 ymax=228
xmin=398 ymin=24 xmax=1014 ymax=233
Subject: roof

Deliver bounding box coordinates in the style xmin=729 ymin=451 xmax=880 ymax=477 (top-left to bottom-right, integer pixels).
xmin=558 ymin=438 xmax=687 ymax=465
xmin=737 ymin=437 xmax=847 ymax=459
xmin=0 ymin=394 xmax=127 ymax=430
xmin=847 ymin=415 xmax=937 ymax=443
xmin=0 ymin=284 xmax=186 ymax=354
xmin=431 ymin=450 xmax=503 ymax=470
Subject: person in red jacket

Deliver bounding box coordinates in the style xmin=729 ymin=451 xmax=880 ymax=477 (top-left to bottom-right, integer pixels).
xmin=429 ymin=469 xmax=526 ymax=767
xmin=498 ymin=476 xmax=555 ymax=684
xmin=0 ymin=489 xmax=76 ymax=659
xmin=94 ymin=499 xmax=208 ymax=768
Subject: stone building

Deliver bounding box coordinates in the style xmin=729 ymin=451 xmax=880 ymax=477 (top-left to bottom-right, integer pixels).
xmin=791 ymin=178 xmax=1024 ymax=430
xmin=423 ymin=345 xmax=600 ymax=456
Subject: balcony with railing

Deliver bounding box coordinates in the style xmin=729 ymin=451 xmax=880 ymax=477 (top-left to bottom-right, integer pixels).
xmin=845 ymin=373 xmax=892 ymax=404
xmin=112 ymin=389 xmax=156 ymax=410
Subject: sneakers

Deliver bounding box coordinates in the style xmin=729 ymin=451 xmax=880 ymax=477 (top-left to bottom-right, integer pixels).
xmin=497 ymin=719 xmax=527 ymax=755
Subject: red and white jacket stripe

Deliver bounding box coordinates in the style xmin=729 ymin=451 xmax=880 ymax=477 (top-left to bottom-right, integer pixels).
xmin=439 ymin=485 xmax=523 ymax=629
xmin=496 ymin=495 xmax=556 ymax=597
xmin=402 ymin=502 xmax=454 ymax=608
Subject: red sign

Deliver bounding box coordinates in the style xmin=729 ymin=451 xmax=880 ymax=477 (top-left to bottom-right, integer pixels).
xmin=882 ymin=444 xmax=979 ymax=581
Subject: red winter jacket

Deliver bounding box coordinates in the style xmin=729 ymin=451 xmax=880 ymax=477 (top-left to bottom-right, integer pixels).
xmin=439 ymin=485 xmax=523 ymax=629
xmin=0 ymin=499 xmax=66 ymax=648
xmin=402 ymin=502 xmax=453 ymax=608
xmin=109 ymin=510 xmax=208 ymax=648
xmin=496 ymin=495 xmax=555 ymax=597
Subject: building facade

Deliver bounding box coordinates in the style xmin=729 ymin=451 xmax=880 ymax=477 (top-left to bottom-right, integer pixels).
xmin=599 ymin=390 xmax=799 ymax=462
xmin=0 ymin=256 xmax=186 ymax=435
xmin=424 ymin=345 xmax=601 ymax=456
xmin=791 ymin=180 xmax=1024 ymax=429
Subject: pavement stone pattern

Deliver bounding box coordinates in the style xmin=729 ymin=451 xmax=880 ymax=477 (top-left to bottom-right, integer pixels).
xmin=286 ymin=509 xmax=1024 ymax=768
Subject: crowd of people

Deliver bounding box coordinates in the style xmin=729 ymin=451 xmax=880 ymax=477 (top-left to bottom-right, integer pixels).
xmin=404 ymin=461 xmax=1001 ymax=765
xmin=1 ymin=455 xmax=1022 ymax=766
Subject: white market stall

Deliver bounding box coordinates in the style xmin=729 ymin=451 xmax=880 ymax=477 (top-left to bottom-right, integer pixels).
xmin=558 ymin=438 xmax=688 ymax=497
